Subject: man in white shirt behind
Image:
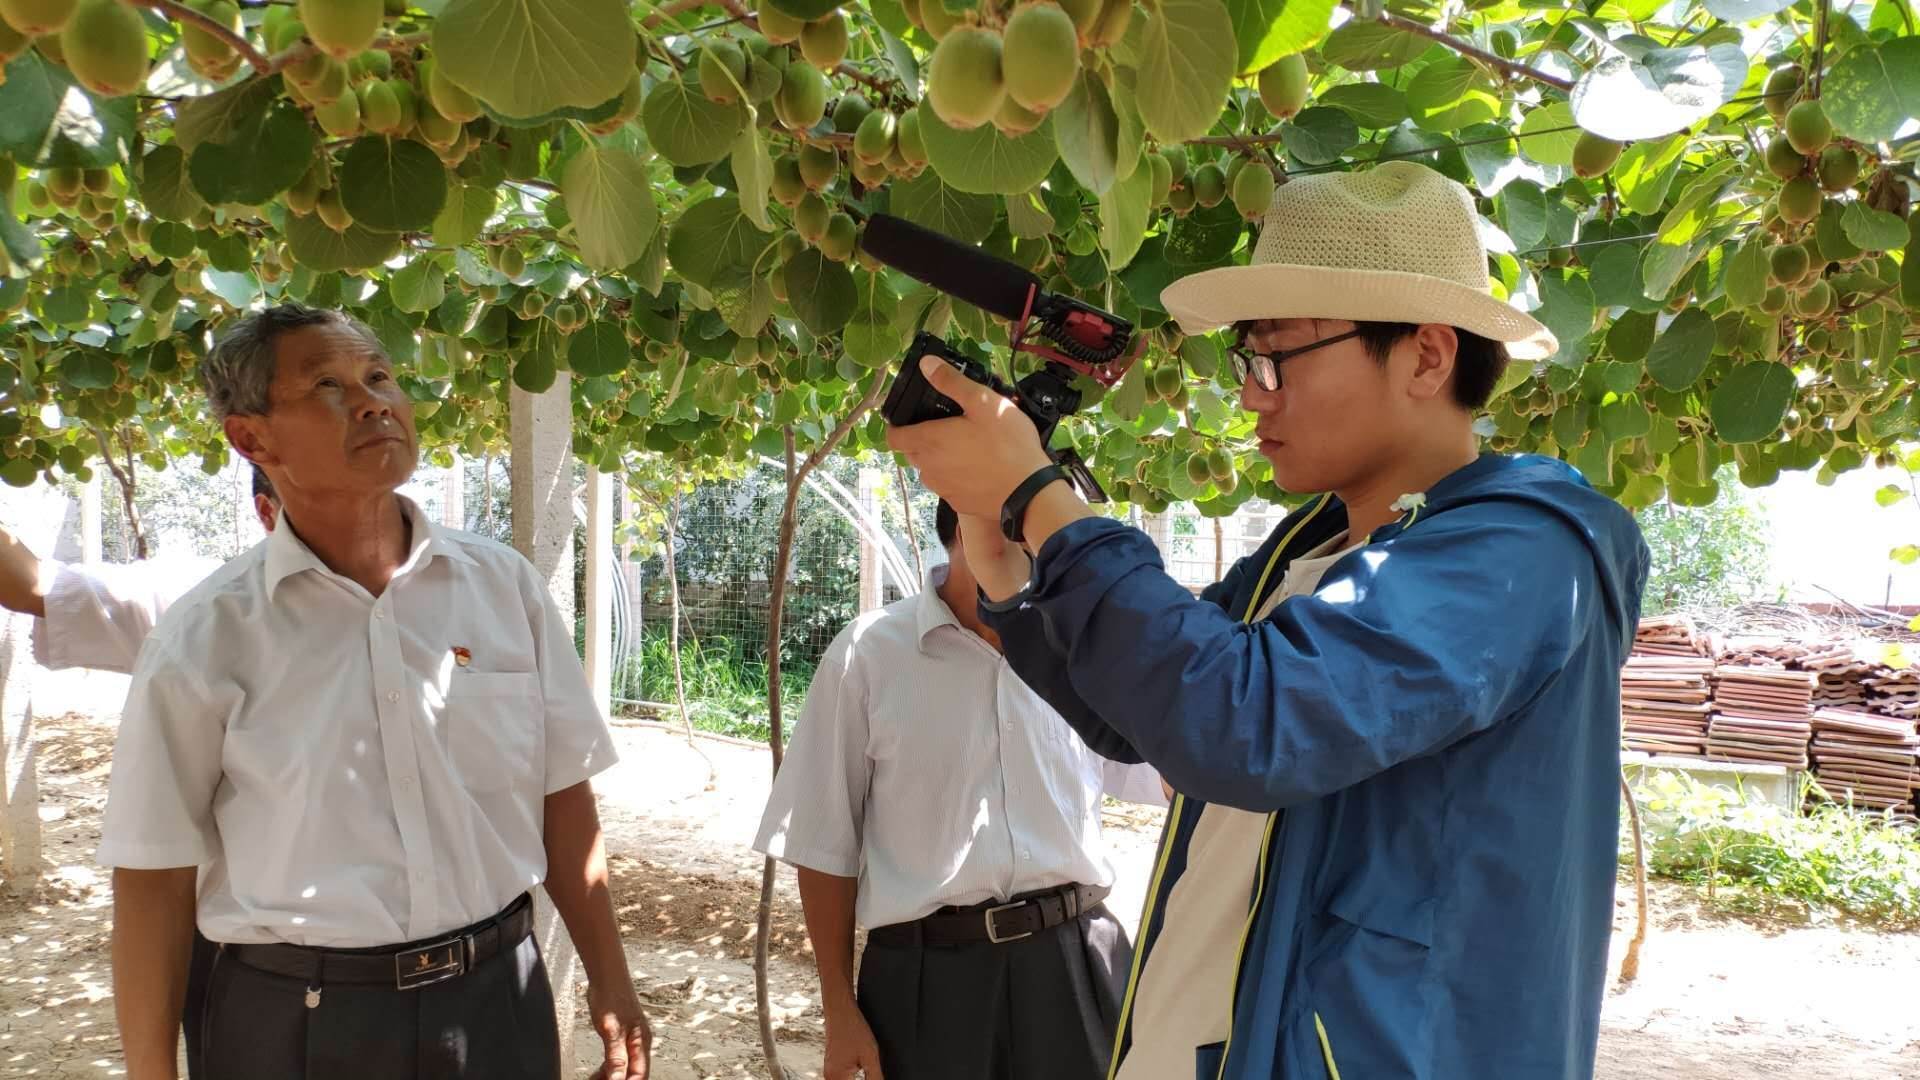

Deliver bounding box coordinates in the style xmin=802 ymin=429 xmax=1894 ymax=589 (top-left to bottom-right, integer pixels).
xmin=754 ymin=499 xmax=1164 ymax=1080
xmin=98 ymin=304 xmax=651 ymax=1080
xmin=0 ymin=467 xmax=277 ymax=1080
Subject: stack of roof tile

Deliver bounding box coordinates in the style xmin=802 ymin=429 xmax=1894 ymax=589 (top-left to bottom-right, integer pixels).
xmin=1706 ymin=666 xmax=1816 ymax=768
xmin=1807 ymin=708 xmax=1919 ymax=819
xmin=1621 ymin=656 xmax=1716 ymax=757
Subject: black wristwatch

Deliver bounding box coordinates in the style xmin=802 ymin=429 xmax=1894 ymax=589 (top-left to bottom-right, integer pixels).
xmin=1001 ymin=463 xmax=1069 ymax=544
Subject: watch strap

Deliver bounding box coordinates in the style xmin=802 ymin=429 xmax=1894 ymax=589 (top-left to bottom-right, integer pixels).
xmin=1001 ymin=463 xmax=1069 ymax=544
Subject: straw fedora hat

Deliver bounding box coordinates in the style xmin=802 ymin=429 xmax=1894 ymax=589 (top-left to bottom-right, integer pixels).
xmin=1160 ymin=161 xmax=1557 ymax=361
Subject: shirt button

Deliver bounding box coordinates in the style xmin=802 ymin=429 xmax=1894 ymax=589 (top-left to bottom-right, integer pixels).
xmin=1021 ymin=850 xmax=1031 ymax=860
xmin=374 ymin=608 xmax=385 ymax=620
xmin=387 ymin=691 xmax=399 ymax=704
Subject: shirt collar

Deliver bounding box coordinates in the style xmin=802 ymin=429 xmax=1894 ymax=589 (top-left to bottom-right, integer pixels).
xmin=914 ymin=563 xmax=961 ymax=652
xmin=265 ymin=493 xmax=474 ymax=599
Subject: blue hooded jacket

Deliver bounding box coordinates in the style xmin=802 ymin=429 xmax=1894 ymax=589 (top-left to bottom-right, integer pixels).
xmin=979 ymin=453 xmax=1649 ymax=1080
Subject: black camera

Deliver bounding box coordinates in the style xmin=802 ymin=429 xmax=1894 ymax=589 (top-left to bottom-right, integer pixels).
xmin=860 ymin=214 xmax=1140 ymax=503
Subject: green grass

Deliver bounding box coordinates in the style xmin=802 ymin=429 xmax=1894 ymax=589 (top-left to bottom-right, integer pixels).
xmin=1625 ymin=770 xmax=1920 ymax=925
xmin=620 ymin=628 xmax=819 ymax=744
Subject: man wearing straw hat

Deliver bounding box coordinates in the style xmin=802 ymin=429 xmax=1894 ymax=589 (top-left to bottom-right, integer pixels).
xmin=887 ymin=161 xmax=1650 ymax=1080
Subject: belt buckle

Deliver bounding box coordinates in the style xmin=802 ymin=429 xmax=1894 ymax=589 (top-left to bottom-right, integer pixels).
xmin=984 ymin=901 xmax=1032 ymax=944
xmin=394 ymin=934 xmax=469 ymax=990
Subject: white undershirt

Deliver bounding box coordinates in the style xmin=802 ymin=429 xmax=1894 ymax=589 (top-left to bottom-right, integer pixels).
xmin=1116 ymin=530 xmax=1360 ymax=1080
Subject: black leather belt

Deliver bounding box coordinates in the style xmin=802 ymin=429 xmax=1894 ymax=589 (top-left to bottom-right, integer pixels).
xmin=224 ymin=891 xmax=534 ymax=991
xmin=867 ymin=883 xmax=1109 ymax=948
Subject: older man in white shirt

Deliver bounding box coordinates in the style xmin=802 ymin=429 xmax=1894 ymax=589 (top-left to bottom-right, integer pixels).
xmin=99 ymin=303 xmax=650 ymax=1080
xmin=754 ymin=499 xmax=1163 ymax=1080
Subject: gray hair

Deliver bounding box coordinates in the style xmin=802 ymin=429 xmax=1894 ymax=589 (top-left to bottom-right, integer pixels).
xmin=201 ymin=303 xmax=383 ymax=423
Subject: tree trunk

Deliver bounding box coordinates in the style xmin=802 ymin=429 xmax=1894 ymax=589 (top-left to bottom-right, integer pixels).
xmin=92 ymin=425 xmax=147 ymax=560
xmin=1213 ymin=517 xmax=1224 ymax=580
xmin=753 ymin=375 xmax=887 ymax=1080
xmin=895 ymin=461 xmax=923 ymax=586
xmin=1618 ymin=769 xmax=1649 ymax=983
xmin=663 ymin=488 xmax=715 ymax=788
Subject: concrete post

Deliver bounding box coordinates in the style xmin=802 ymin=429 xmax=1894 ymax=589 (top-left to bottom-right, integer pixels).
xmin=79 ymin=471 xmax=101 ymax=564
xmin=585 ymin=468 xmax=613 ymax=720
xmin=857 ymin=468 xmax=883 ymax=612
xmin=0 ymin=611 xmax=41 ymax=891
xmin=441 ymin=452 xmax=465 ymax=530
xmin=509 ymin=383 xmax=582 ymax=1073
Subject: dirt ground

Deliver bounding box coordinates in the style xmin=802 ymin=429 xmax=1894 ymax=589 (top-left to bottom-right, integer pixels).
xmin=4 ymin=688 xmax=1920 ymax=1078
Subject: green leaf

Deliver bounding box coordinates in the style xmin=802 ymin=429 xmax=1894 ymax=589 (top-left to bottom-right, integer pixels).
xmin=1605 ymin=309 xmax=1658 ymax=364
xmin=284 ymin=214 xmax=405 ymax=272
xmin=1820 ymin=40 xmax=1920 ymax=144
xmin=1496 ymin=181 xmax=1547 ymax=253
xmin=1723 ymin=239 xmax=1769 ymax=310
xmin=1006 ymin=188 xmax=1055 ymax=239
xmin=1709 ymin=361 xmax=1795 ymax=443
xmin=391 ymin=260 xmax=447 ymax=314
xmin=479 ymin=92 xmax=625 ymax=130
xmin=889 ymin=170 xmax=998 ymax=243
xmin=432 ymin=0 xmax=637 ymax=119
xmin=1893 ymin=545 xmax=1920 ymax=566
xmin=1225 ymin=0 xmax=1337 ymax=74
xmin=1875 ymin=483 xmax=1908 ymax=508
xmin=1588 ymin=243 xmax=1646 ymax=309
xmin=568 ymin=320 xmax=631 ymax=377
xmin=43 ymin=282 xmax=92 ymax=326
xmin=1319 ymin=21 xmax=1427 ymax=71
xmin=1405 ymin=58 xmax=1500 ymax=133
xmin=562 ymin=142 xmax=659 ymax=271
xmin=62 ymin=352 xmax=116 ymax=389
xmin=173 ymin=80 xmax=276 ymax=153
xmin=1535 ymin=272 xmax=1596 ymax=354
xmin=339 ymin=137 xmax=449 ymax=234
xmin=1279 ymin=106 xmax=1358 ymax=165
xmin=1702 ymin=0 xmax=1793 ymax=18
xmin=730 ymin=122 xmax=773 ymax=231
xmin=1053 ymin=73 xmax=1125 ymax=195
xmin=1569 ymin=44 xmax=1749 ymax=140
xmin=1100 ymin=154 xmax=1154 ymax=269
xmin=1640 ymin=239 xmax=1704 ymax=302
xmin=1645 ymin=308 xmax=1715 ymax=391
xmin=149 ymin=221 xmax=197 ymax=260
xmin=0 ymin=52 xmax=136 ymax=168
xmin=1164 ymin=200 xmax=1244 ymax=267
xmin=919 ymin=106 xmax=1060 ymax=196
xmin=188 ymin=99 xmax=316 ymax=206
xmin=878 ymin=27 xmax=920 ymax=102
xmin=1840 ymin=202 xmax=1909 ymax=252
xmin=1614 ymin=135 xmax=1688 ymax=216
xmin=845 ymin=272 xmax=906 ymax=368
xmin=715 ymin=276 xmax=775 ymax=337
xmin=1318 ymin=82 xmax=1408 ymax=128
xmin=1136 ymin=0 xmax=1238 ymax=145
xmin=137 ymin=143 xmax=206 ymax=223
xmin=642 ymin=78 xmax=748 ymax=167
xmin=513 ymin=349 xmax=558 ymax=394
xmin=1516 ymin=101 xmax=1580 ymax=167
xmin=1654 ymin=159 xmax=1741 ymax=247
xmin=1599 ymin=398 xmax=1652 ymax=443
xmin=668 ymin=196 xmax=776 ymax=291
xmin=431 ymin=184 xmax=497 ymax=248
xmin=783 ymin=249 xmax=858 ymax=335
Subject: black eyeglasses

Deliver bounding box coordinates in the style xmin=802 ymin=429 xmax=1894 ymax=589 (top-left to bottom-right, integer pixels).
xmin=1225 ymin=328 xmax=1365 ymax=391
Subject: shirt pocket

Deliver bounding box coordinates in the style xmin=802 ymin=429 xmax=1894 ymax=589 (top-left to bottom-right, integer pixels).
xmin=444 ymin=671 xmax=541 ymax=793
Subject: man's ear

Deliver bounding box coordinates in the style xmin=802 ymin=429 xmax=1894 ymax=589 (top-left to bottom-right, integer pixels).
xmin=224 ymin=415 xmax=277 ymax=468
xmin=1404 ymin=324 xmax=1459 ymax=402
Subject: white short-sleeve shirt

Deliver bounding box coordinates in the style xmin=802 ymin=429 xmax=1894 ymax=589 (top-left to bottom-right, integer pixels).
xmin=33 ymin=557 xmax=221 ymax=674
xmin=97 ymin=495 xmax=618 ymax=948
xmin=753 ymin=564 xmax=1165 ymax=930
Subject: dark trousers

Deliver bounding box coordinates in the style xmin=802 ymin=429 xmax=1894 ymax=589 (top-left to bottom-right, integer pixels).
xmin=197 ymin=919 xmax=560 ymax=1079
xmin=183 ymin=928 xmax=216 ymax=1078
xmin=856 ymin=902 xmax=1133 ymax=1080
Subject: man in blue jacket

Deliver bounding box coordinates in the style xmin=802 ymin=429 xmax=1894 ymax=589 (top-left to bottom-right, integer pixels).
xmin=887 ymin=161 xmax=1650 ymax=1080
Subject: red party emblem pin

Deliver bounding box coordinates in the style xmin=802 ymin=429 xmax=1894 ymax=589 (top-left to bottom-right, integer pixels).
xmin=451 ymin=646 xmax=472 ymax=668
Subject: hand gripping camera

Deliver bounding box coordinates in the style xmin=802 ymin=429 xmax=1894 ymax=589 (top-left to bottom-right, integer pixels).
xmin=858 ymin=213 xmax=1141 ymax=502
